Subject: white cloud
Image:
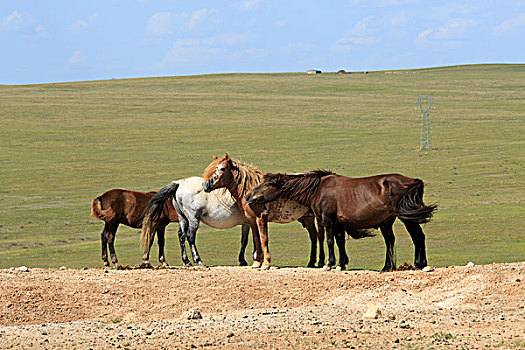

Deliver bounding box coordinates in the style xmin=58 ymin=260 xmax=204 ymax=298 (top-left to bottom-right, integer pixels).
xmin=72 ymin=19 xmax=87 ymax=30
xmin=434 ymin=18 xmax=476 ymax=39
xmin=156 ymin=32 xmax=253 ymax=70
xmin=493 ymin=13 xmax=525 ymax=35
xmin=335 ymin=36 xmax=380 ymax=47
xmin=415 ymin=29 xmax=433 ymax=45
xmin=350 ymin=17 xmax=376 ymax=36
xmin=72 ymin=13 xmax=100 ymax=31
xmin=332 ymin=16 xmax=380 ymax=51
xmin=0 ymin=11 xmax=32 ymax=31
xmin=157 ymin=38 xmax=219 ymax=67
xmin=146 ymin=9 xmax=218 ymax=36
xmin=66 ymin=51 xmax=87 ymax=68
xmin=415 ymin=18 xmax=476 ymax=46
xmin=236 ymin=0 xmax=262 ymax=11
xmin=186 ymin=8 xmax=218 ymax=30
xmin=35 ymin=25 xmax=49 ymax=37
xmin=146 ymin=12 xmax=187 ymax=36
xmin=379 ymin=0 xmax=420 ymax=4
xmin=390 ymin=12 xmax=407 ymax=26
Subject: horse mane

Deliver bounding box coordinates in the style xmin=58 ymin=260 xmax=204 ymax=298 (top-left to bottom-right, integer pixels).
xmin=229 ymin=159 xmax=265 ymax=199
xmin=264 ymin=169 xmax=334 ymax=206
xmin=203 ymin=157 xmax=264 ymax=200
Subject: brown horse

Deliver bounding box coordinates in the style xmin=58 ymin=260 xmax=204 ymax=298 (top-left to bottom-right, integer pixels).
xmin=91 ymin=189 xmax=178 ymax=267
xmin=245 ymin=171 xmax=437 ymax=271
xmin=203 ymin=154 xmax=334 ymax=270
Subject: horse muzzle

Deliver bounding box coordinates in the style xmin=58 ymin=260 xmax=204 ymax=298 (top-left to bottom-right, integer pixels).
xmin=202 ymin=179 xmax=215 ymax=193
xmin=245 ymin=193 xmax=260 ymax=205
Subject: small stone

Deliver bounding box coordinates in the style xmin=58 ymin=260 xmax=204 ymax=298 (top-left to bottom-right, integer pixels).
xmin=182 ymin=309 xmax=202 ymax=320
xmin=19 ymin=266 xmax=29 ymax=272
xmin=422 ymin=266 xmax=435 ymax=272
xmin=59 ymin=266 xmax=67 ymax=270
xmin=363 ymin=303 xmax=381 ymax=319
xmin=466 ymin=262 xmax=475 ymax=267
xmin=227 ymin=332 xmax=234 ymax=338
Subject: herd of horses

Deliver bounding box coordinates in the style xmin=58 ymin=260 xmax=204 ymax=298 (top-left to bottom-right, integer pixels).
xmin=91 ymin=154 xmax=436 ymax=271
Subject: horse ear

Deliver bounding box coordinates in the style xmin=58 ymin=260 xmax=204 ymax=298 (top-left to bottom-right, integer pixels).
xmin=213 ymin=155 xmax=218 ymax=160
xmin=225 ymin=153 xmax=230 ymax=160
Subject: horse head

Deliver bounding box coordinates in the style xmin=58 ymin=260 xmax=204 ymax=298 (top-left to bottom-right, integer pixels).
xmin=245 ymin=175 xmax=282 ymax=205
xmin=202 ymin=153 xmax=236 ymax=193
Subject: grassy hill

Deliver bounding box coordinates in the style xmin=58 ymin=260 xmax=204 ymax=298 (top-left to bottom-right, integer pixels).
xmin=0 ymin=64 xmax=523 ymax=269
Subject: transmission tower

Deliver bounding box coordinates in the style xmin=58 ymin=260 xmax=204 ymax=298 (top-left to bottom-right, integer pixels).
xmin=417 ymin=93 xmax=434 ymax=150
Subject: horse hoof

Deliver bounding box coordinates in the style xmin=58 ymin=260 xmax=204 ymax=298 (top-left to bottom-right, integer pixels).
xmin=251 ymin=261 xmax=262 ymax=268
xmin=239 ymin=261 xmax=248 ymax=267
xmin=183 ymin=263 xmax=193 ymax=268
xmin=139 ymin=262 xmax=153 ymax=269
xmin=322 ymin=265 xmax=331 ymax=271
xmin=261 ymin=264 xmax=271 ymax=271
xmin=103 ymin=261 xmax=110 ymax=267
xmin=161 ymin=262 xmax=169 ymax=267
xmin=336 ymin=266 xmax=346 ymax=271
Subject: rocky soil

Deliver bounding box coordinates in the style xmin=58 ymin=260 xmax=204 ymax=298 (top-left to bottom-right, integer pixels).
xmin=1 ymin=262 xmax=524 ymax=349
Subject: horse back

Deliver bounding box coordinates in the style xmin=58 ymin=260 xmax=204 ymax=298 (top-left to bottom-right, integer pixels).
xmin=316 ymin=174 xmax=417 ymax=227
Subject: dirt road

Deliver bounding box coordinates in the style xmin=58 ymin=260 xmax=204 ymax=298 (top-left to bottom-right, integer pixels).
xmin=1 ymin=262 xmax=524 ymax=349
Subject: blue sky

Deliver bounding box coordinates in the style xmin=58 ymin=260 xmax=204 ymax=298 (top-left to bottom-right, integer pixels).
xmin=1 ymin=0 xmax=524 ymax=84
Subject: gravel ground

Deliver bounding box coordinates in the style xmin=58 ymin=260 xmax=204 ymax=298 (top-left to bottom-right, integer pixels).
xmin=0 ymin=262 xmax=524 ymax=349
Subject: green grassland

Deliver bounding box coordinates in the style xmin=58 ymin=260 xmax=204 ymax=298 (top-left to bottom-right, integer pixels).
xmin=0 ymin=64 xmax=523 ymax=269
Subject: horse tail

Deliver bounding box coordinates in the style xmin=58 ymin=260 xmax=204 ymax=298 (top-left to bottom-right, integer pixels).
xmin=346 ymin=228 xmax=375 ymax=239
xmin=140 ymin=181 xmax=179 ymax=251
xmin=91 ymin=197 xmax=112 ymax=221
xmin=391 ymin=179 xmax=437 ymax=224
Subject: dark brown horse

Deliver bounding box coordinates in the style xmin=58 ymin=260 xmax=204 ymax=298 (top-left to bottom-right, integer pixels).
xmin=245 ymin=171 xmax=437 ymax=271
xmin=91 ymin=189 xmax=178 ymax=267
xmin=203 ymin=154 xmax=337 ymax=270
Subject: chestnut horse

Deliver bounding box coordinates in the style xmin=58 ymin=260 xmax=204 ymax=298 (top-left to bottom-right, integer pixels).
xmin=245 ymin=171 xmax=437 ymax=271
xmin=91 ymin=189 xmax=178 ymax=267
xmin=203 ymin=154 xmax=345 ymax=270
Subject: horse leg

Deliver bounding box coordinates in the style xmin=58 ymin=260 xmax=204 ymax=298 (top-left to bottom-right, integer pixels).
xmin=187 ymin=216 xmax=205 ymax=267
xmin=250 ymin=220 xmax=263 ymax=268
xmin=298 ymin=216 xmax=317 ymax=268
xmin=177 ymin=221 xmax=191 ymax=266
xmin=380 ymin=217 xmax=397 ymax=272
xmin=335 ymin=230 xmax=347 ymax=270
xmin=157 ymin=226 xmax=168 ymax=266
xmin=256 ymin=216 xmax=271 ymax=270
xmin=323 ymin=217 xmax=337 ymax=271
xmin=238 ymin=223 xmax=250 ymax=266
xmin=401 ymin=219 xmax=427 ymax=269
xmin=100 ymin=223 xmax=111 ymax=267
xmin=105 ymin=223 xmax=120 ymax=268
xmin=316 ymin=220 xmax=325 ymax=268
